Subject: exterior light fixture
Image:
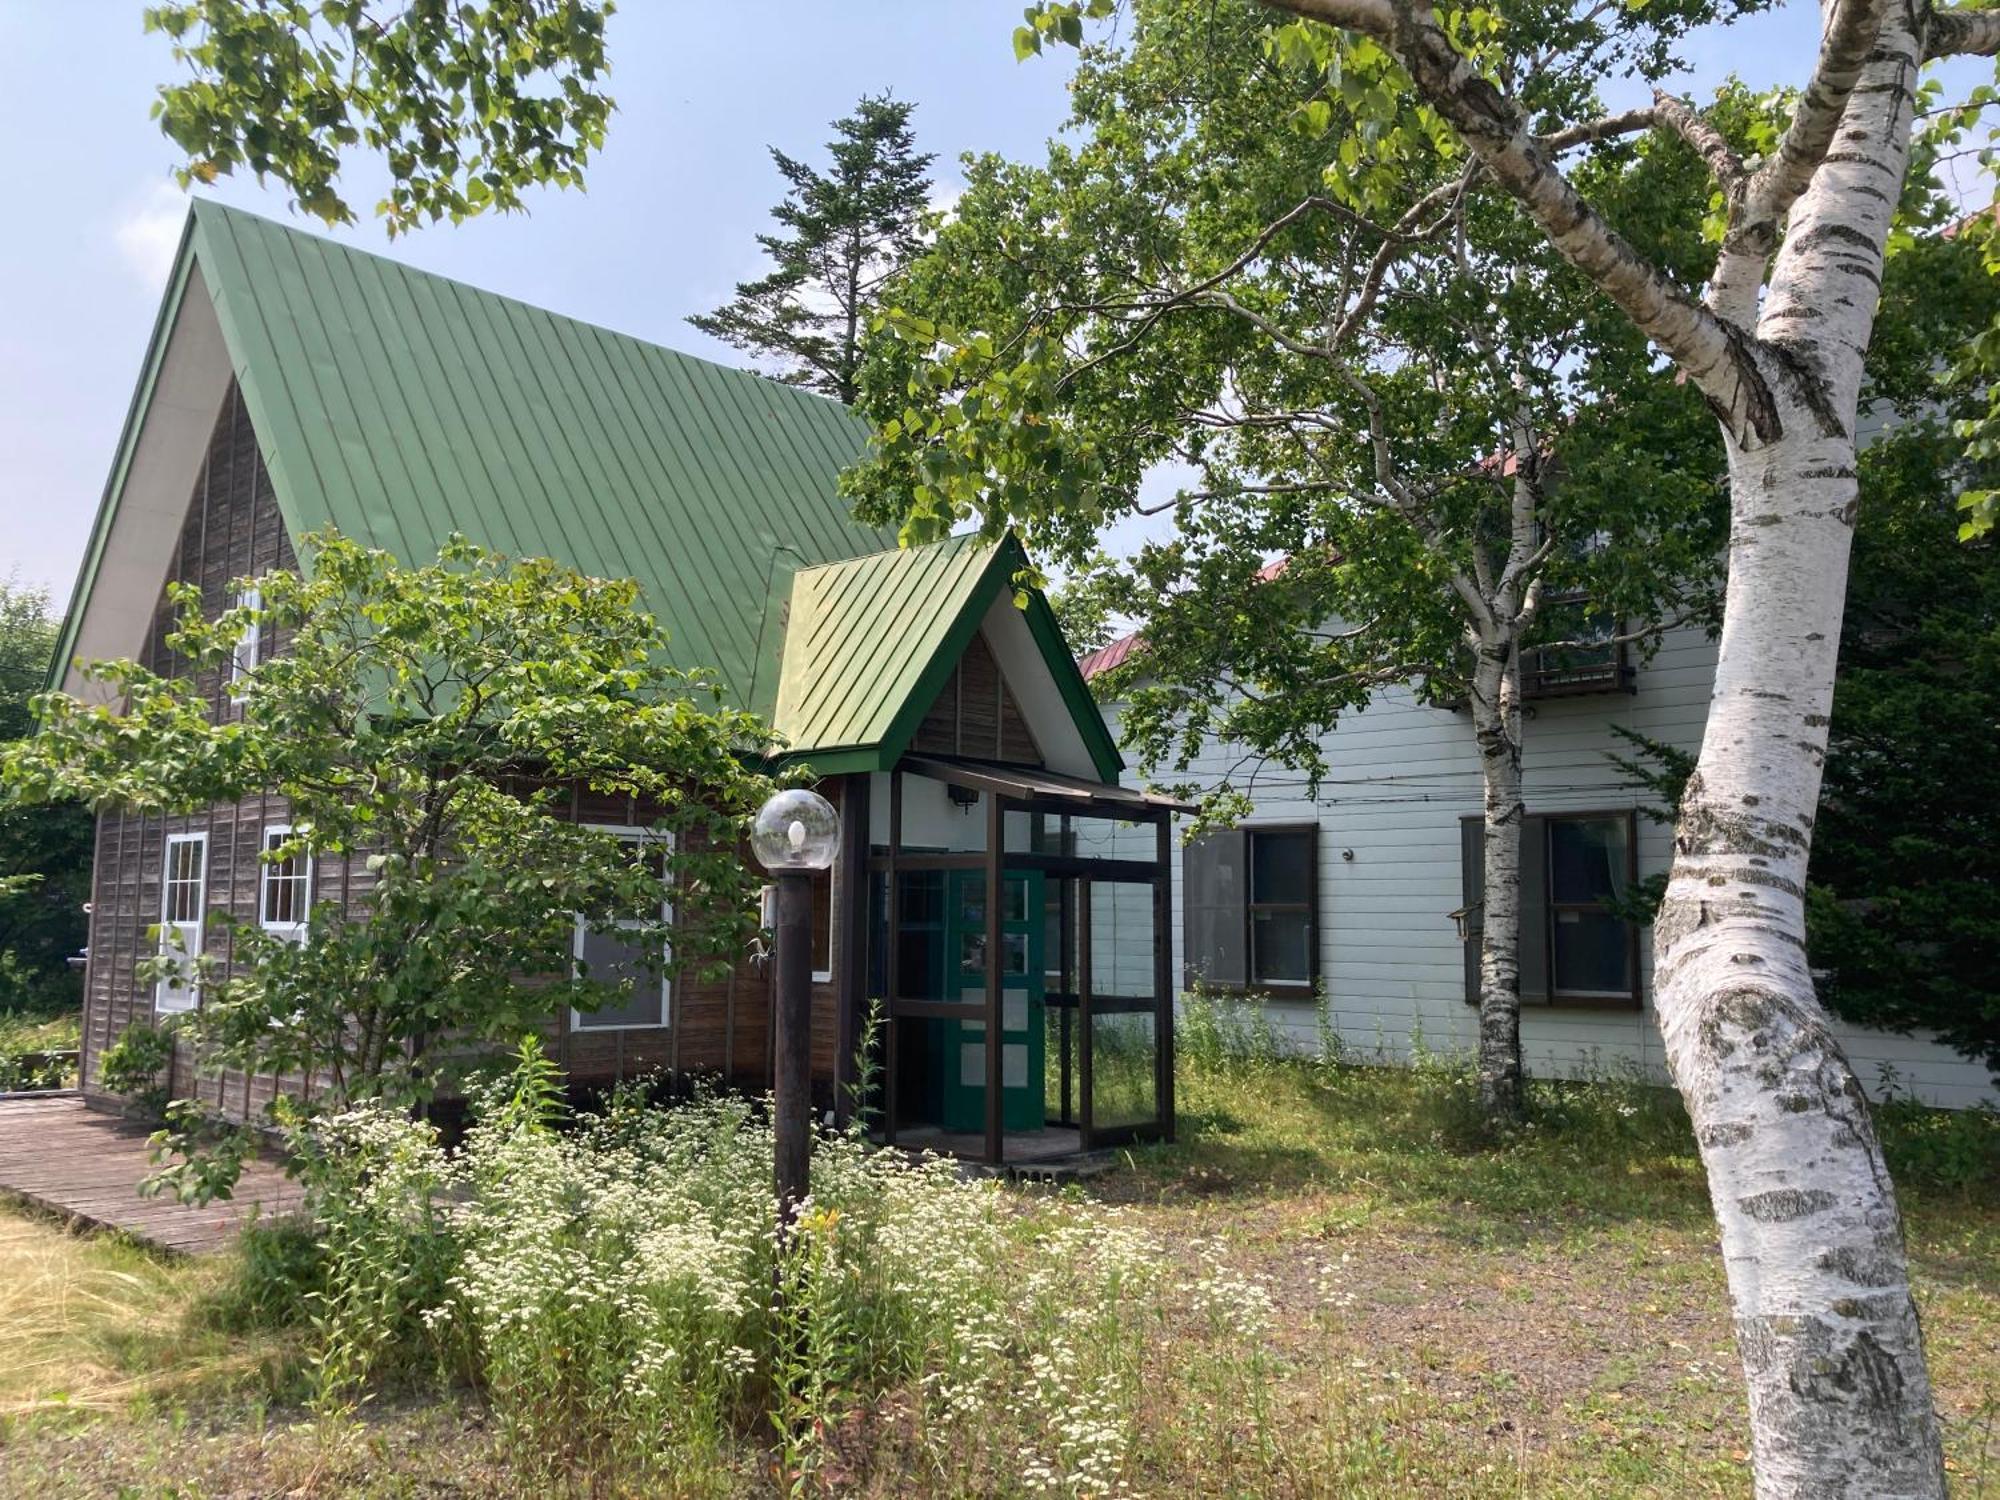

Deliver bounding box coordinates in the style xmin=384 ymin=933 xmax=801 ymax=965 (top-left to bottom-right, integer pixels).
xmin=753 ymin=786 xmax=840 ymax=1233
xmin=752 ymin=787 xmax=839 ymax=873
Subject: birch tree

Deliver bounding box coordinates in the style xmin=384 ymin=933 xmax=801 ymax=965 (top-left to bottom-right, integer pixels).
xmin=133 ymin=0 xmax=1993 ymax=1486
xmin=863 ymin=0 xmax=2000 ymax=1489
xmin=842 ymin=1 xmax=1730 ymax=1125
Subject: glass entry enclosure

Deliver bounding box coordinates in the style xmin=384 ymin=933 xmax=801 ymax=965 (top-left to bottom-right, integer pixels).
xmin=863 ymin=757 xmax=1184 ymax=1164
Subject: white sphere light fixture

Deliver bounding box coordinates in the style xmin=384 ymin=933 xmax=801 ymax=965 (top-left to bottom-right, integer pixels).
xmin=752 ymin=787 xmax=839 ymax=873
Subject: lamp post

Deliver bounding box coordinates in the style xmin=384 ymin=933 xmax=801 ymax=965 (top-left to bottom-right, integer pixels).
xmin=751 ymin=788 xmax=839 ymax=1226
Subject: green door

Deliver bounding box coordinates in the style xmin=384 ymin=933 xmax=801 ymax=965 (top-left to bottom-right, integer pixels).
xmin=939 ymin=870 xmax=1045 ymax=1134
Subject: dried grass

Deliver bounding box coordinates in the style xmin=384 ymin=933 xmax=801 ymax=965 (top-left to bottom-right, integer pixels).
xmin=0 ymin=1202 xmax=273 ymax=1420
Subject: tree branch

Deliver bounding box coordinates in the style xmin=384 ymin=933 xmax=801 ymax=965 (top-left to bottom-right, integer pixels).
xmin=1538 ymin=106 xmax=1658 ymax=154
xmin=1259 ymin=0 xmax=1780 ymax=447
xmin=1927 ymin=3 xmax=2000 ymax=57
xmin=1651 ymin=89 xmax=1748 ymax=197
xmin=1708 ymin=0 xmax=1893 ymax=325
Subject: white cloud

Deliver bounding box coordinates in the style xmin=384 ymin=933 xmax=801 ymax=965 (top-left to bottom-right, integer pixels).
xmin=113 ymin=181 xmax=190 ymax=287
xmin=926 ymin=181 xmax=965 ymax=226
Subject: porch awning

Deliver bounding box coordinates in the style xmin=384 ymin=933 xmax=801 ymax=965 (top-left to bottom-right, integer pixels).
xmin=900 ymin=754 xmax=1198 ymax=815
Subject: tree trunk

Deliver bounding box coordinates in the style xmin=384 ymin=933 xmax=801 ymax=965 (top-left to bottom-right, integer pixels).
xmin=1652 ymin=2 xmax=1945 ymax=1490
xmin=1471 ymin=630 xmax=1526 ymax=1124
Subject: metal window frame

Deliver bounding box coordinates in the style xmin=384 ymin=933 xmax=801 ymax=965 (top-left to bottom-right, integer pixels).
xmin=1245 ymin=823 xmax=1319 ymax=992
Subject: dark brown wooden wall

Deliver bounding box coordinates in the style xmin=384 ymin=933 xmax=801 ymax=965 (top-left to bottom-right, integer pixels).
xmin=83 ymin=382 xmax=314 ymax=1117
xmin=910 ymin=630 xmax=1042 ymax=765
xmin=82 ymin=382 xmax=847 ymax=1121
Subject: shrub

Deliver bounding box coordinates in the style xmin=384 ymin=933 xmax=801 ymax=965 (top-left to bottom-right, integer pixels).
xmin=286 ymin=1040 xmax=1164 ymax=1494
xmin=97 ymin=1021 xmax=175 ymax=1116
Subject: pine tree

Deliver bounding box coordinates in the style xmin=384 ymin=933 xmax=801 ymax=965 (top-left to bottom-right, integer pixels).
xmin=690 ymin=94 xmax=933 ymax=404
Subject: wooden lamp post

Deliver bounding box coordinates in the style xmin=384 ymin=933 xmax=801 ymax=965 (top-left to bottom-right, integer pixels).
xmin=751 ymin=788 xmax=839 ymax=1227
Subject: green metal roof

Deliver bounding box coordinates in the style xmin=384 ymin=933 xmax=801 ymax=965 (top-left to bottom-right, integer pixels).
xmin=57 ymin=198 xmax=896 ymax=716
xmin=772 ymin=533 xmax=1124 ymax=779
xmin=56 ymin=200 xmax=1121 ymax=780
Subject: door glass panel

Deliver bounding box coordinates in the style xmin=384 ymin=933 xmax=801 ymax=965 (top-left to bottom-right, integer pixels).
xmin=959 ymin=931 xmax=988 ymax=972
xmin=1090 ymin=1010 xmax=1157 ymax=1131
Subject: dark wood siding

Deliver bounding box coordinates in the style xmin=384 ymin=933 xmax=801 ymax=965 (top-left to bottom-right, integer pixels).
xmin=910 ymin=630 xmax=1043 ymax=765
xmin=83 ymin=382 xmax=310 ymax=1115
xmin=83 ymin=385 xmax=852 ymax=1122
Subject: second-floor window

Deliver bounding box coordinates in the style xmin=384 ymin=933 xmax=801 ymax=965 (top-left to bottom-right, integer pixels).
xmin=230 ymin=586 xmax=262 ymax=688
xmin=1523 ymin=593 xmax=1630 ymax=697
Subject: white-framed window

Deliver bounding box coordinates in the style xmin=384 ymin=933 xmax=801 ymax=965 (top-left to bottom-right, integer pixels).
xmin=258 ymin=823 xmax=313 ymax=940
xmin=155 ymin=831 xmax=209 ymax=1013
xmin=570 ymin=826 xmax=672 ymax=1032
xmin=230 ymin=586 xmax=262 ymax=689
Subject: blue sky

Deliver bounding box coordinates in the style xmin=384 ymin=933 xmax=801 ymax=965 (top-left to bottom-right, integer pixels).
xmin=0 ymin=2 xmax=1989 ymax=606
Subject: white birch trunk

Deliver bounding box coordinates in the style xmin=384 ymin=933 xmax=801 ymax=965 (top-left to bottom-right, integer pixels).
xmin=1471 ymin=626 xmax=1527 ymax=1120
xmin=1652 ymin=1 xmax=1946 ymax=1490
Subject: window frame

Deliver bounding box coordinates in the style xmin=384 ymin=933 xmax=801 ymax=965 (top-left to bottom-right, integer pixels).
xmin=568 ymin=824 xmax=674 ymax=1033
xmin=230 ymin=585 xmax=262 ymax=690
xmin=1247 ymin=824 xmax=1318 ymax=992
xmin=1460 ymin=808 xmax=1641 ymax=1011
xmin=1521 ymin=591 xmax=1633 ymax=698
xmin=1542 ymin=812 xmax=1641 ymax=1004
xmin=257 ymin=823 xmax=314 ymax=940
xmin=155 ymin=831 xmax=209 ymax=1014
xmin=1183 ymin=821 xmax=1320 ymax=996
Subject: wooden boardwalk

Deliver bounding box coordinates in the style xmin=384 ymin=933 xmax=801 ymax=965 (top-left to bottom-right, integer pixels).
xmin=0 ymin=1094 xmax=303 ymax=1254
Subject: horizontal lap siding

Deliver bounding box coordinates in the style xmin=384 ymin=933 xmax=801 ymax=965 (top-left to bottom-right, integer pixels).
xmin=1109 ymin=625 xmax=1996 ymax=1110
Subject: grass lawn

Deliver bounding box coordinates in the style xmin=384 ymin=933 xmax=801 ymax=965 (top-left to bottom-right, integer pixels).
xmin=0 ymin=1055 xmax=1993 ymax=1497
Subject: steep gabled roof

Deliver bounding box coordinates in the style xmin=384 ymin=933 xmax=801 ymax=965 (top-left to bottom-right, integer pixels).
xmin=55 ymin=199 xmax=897 ymax=716
xmin=774 ymin=533 xmax=1123 ymax=779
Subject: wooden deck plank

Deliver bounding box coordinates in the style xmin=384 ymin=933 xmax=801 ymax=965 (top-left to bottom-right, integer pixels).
xmin=0 ymin=1096 xmax=301 ymax=1254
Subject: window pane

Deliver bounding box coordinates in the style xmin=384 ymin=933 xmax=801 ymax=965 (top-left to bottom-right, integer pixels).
xmin=1552 ymin=909 xmax=1632 ymax=996
xmin=1549 ymin=817 xmax=1628 ymax=904
xmin=897 ymin=871 xmax=942 ymax=926
xmin=163 ymin=840 xmax=205 ymax=921
xmin=1251 ymin=908 xmax=1311 ymax=984
xmin=1251 ymin=830 xmax=1312 ymax=903
xmin=576 ymin=927 xmax=664 ymax=1027
xmin=1089 ymin=880 xmax=1155 ymax=998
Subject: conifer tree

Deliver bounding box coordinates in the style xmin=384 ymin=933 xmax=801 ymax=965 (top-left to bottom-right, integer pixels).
xmin=690 ymin=93 xmax=933 ymax=404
